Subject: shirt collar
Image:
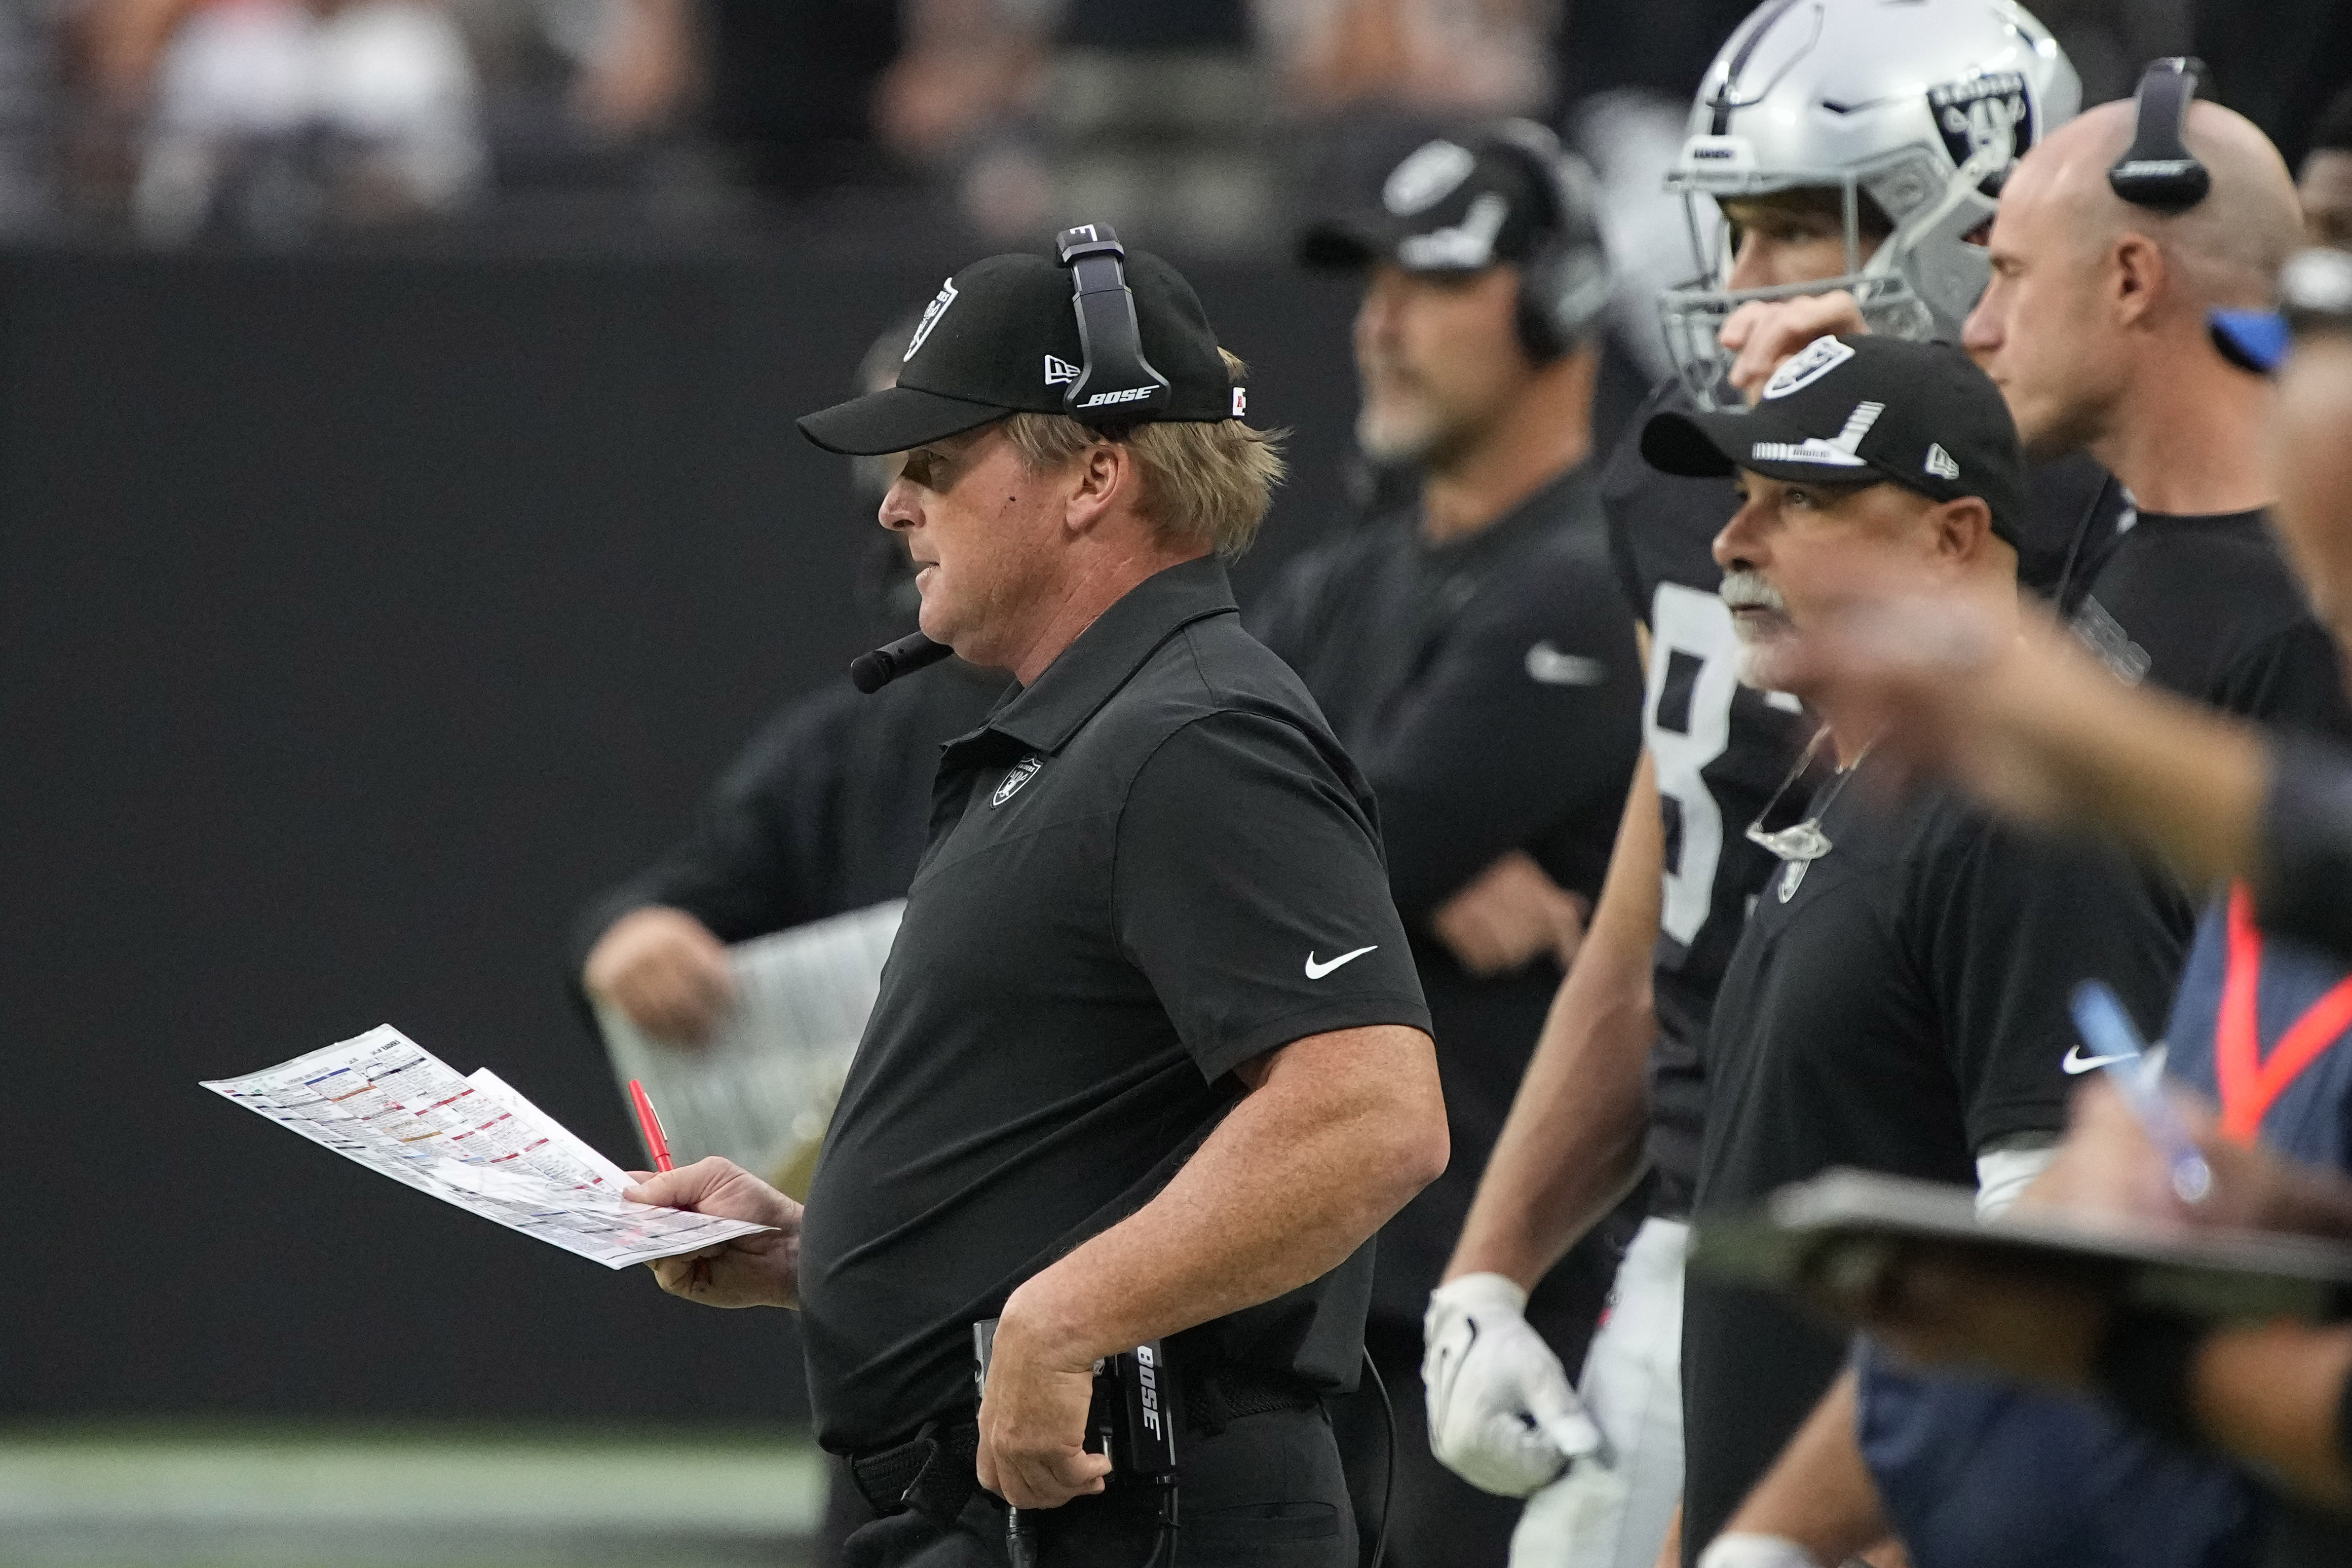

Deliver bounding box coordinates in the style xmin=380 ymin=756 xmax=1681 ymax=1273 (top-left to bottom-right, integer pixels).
xmin=969 ymin=555 xmax=1238 ymax=757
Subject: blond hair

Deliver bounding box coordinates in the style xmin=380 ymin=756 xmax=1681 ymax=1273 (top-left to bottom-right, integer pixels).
xmin=1001 ymin=350 xmax=1286 ymax=559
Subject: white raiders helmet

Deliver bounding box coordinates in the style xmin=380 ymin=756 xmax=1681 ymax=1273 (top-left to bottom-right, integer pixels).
xmin=1659 ymin=0 xmax=2080 ymax=407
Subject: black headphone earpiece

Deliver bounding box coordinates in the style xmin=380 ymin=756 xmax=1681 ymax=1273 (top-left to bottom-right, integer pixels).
xmin=1479 ymin=121 xmax=1614 ymax=363
xmin=2109 ymin=57 xmax=2213 ymax=212
xmin=1053 ymin=223 xmax=1173 ymax=424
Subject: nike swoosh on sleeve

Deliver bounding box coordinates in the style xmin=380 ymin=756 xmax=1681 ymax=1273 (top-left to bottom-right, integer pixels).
xmin=1525 ymin=642 xmax=1607 ymax=686
xmin=2062 ymin=1045 xmax=2138 ymax=1075
xmin=1304 ymin=945 xmax=1379 ymax=980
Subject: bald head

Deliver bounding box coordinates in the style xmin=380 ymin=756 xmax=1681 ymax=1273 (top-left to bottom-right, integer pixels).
xmin=2007 ymin=99 xmax=2301 ymax=309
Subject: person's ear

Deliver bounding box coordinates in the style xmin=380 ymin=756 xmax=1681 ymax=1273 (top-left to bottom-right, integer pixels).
xmin=2112 ymin=232 xmax=2167 ymax=329
xmin=1065 ymin=439 xmax=1131 ymax=536
xmin=1933 ymin=495 xmax=1996 ymax=564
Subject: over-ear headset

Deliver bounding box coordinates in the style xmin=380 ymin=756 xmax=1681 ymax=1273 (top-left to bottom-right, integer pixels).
xmin=1478 ymin=121 xmax=1614 ymax=362
xmin=1054 ymin=223 xmax=1173 ymax=424
xmin=2109 ymin=57 xmax=2212 ymax=212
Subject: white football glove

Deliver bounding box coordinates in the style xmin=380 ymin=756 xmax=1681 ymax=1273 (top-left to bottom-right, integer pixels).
xmin=1695 ymin=1535 xmax=1823 ymax=1568
xmin=1424 ymin=1273 xmax=1609 ymax=1497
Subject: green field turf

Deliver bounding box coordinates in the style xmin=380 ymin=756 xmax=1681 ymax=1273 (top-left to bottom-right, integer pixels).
xmin=0 ymin=1419 xmax=822 ymax=1567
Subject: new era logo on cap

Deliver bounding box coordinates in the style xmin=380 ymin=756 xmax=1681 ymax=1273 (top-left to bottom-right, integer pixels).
xmin=1925 ymin=443 xmax=1960 ymax=480
xmin=1043 ymin=354 xmax=1080 ymax=386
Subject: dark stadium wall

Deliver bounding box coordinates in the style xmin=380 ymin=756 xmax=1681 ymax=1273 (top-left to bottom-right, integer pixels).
xmin=0 ymin=243 xmax=1362 ymax=1422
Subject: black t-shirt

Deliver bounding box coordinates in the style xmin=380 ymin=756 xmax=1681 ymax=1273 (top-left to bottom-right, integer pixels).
xmin=1248 ymin=466 xmax=1644 ymax=1320
xmin=1678 ymin=763 xmax=2190 ymax=1558
xmin=2069 ymin=507 xmax=2352 ymax=740
xmin=798 ymin=557 xmax=1432 ymax=1454
xmin=1603 ymin=380 xmax=2130 ymax=1214
xmin=567 ymin=661 xmax=1008 ymax=973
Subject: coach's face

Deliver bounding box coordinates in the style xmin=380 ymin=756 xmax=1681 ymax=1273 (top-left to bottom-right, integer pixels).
xmin=1354 ymin=261 xmax=1534 ymax=466
xmin=1711 ymin=473 xmax=1951 ymax=693
xmin=880 ymin=423 xmax=1065 ymax=667
xmin=1962 ymin=151 xmax=2130 ymax=462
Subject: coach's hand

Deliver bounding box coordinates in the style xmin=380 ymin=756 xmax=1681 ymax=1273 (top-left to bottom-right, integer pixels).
xmin=1720 ymin=290 xmax=1868 ymax=402
xmin=627 ymin=1157 xmax=804 ymax=1309
xmin=585 ymin=905 xmax=736 ymax=1045
xmin=976 ymin=1296 xmax=1113 ymax=1509
xmin=1433 ymin=851 xmax=1590 ymax=977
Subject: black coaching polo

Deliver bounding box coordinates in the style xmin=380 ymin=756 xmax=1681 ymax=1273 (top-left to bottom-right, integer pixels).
xmin=795 ymin=555 xmax=1433 ymax=1454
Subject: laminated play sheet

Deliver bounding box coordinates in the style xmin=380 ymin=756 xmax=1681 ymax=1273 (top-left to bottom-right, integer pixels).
xmin=203 ymin=1024 xmax=772 ymax=1269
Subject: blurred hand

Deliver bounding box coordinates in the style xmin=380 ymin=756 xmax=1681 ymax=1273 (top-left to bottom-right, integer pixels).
xmin=584 ymin=906 xmax=735 ymax=1045
xmin=975 ymin=1294 xmax=1112 ymax=1509
xmin=1745 ymin=574 xmax=2111 ymax=826
xmin=1720 ymin=290 xmax=1869 ymax=402
xmin=628 ymin=1157 xmax=803 ymax=1309
xmin=572 ymin=0 xmax=696 ymax=137
xmin=1425 ymin=1273 xmax=1602 ymax=1496
xmin=1801 ymin=1081 xmax=2352 ymax=1384
xmin=1433 ymin=851 xmax=1590 ymax=976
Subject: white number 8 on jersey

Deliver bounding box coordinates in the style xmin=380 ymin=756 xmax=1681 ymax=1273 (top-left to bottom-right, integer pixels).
xmin=1646 ymin=584 xmax=1744 ymax=947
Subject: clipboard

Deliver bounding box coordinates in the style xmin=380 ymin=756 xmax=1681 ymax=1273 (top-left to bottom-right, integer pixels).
xmin=592 ymin=900 xmax=902 ymax=1198
xmin=1691 ymin=1167 xmax=2352 ymax=1322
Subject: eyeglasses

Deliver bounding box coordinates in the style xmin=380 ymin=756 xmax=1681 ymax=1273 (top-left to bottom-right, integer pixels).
xmin=1744 ymin=726 xmax=1864 ymax=865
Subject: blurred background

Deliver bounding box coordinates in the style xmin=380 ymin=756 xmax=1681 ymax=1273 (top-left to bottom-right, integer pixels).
xmin=7 ymin=1 xmax=2350 ymax=1564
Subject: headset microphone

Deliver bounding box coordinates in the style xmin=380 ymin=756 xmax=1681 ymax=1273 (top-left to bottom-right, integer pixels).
xmin=850 ymin=630 xmax=952 ymax=694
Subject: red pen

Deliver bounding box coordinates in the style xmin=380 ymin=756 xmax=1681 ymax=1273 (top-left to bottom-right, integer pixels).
xmin=628 ymin=1079 xmax=674 ymax=1172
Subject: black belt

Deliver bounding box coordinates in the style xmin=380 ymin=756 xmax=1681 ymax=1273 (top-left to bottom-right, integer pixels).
xmin=848 ymin=1361 xmax=1322 ymax=1519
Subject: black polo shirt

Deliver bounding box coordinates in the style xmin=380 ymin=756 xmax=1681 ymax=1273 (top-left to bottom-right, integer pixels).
xmin=796 ymin=556 xmax=1432 ymax=1454
xmin=1677 ymin=761 xmax=2189 ymax=1559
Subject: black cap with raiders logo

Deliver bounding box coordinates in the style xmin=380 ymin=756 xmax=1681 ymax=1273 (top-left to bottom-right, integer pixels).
xmin=799 ymin=225 xmax=1245 ymax=457
xmin=1301 ymin=127 xmax=1568 ymax=274
xmin=1639 ymin=334 xmax=2029 ymax=547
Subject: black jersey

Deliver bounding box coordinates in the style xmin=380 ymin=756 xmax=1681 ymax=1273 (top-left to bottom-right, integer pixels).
xmin=1679 ymin=763 xmax=2190 ymax=1559
xmin=1252 ymin=465 xmax=1644 ymax=1326
xmin=1601 ymin=379 xmax=2129 ymax=1214
xmin=2068 ymin=507 xmax=2352 ymax=740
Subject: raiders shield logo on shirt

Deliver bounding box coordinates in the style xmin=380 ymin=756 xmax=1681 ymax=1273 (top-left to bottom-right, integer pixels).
xmin=993 ymin=755 xmax=1044 ymax=807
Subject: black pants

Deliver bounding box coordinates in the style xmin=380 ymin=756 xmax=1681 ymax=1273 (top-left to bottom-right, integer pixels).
xmin=840 ymin=1405 xmax=1357 ymax=1568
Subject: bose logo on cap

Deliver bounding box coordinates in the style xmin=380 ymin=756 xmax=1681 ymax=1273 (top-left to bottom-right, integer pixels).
xmin=1080 ymin=386 xmax=1157 ymax=408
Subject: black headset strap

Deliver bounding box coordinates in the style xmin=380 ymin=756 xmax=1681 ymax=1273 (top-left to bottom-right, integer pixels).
xmin=2109 ymin=57 xmax=2213 ymax=211
xmin=1054 ymin=223 xmax=1172 ymax=423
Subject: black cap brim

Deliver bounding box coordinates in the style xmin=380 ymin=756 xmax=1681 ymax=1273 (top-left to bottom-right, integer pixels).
xmin=1298 ymin=213 xmax=1396 ymax=272
xmin=797 ymin=385 xmax=1011 ymax=456
xmin=1639 ymin=407 xmax=1744 ymax=479
xmin=1641 ymin=405 xmax=1901 ymax=488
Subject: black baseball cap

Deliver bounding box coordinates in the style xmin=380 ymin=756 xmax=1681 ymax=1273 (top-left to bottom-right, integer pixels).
xmin=1298 ymin=129 xmax=1565 ymax=274
xmin=1640 ymin=335 xmax=2029 ymax=547
xmin=799 ymin=244 xmax=1242 ymax=456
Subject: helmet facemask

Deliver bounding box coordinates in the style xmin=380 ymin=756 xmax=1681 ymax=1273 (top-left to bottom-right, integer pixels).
xmin=1658 ymin=130 xmax=2013 ymax=409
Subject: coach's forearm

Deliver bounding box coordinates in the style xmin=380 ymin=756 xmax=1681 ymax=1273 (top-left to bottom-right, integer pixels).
xmin=1719 ymin=1369 xmax=1890 ymax=1563
xmin=1000 ymin=1023 xmax=1447 ymax=1367
xmin=1447 ymin=752 xmax=1663 ymax=1290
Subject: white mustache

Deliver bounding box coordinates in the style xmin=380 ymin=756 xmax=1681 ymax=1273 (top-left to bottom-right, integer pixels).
xmin=1720 ymin=570 xmax=1788 ymax=616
